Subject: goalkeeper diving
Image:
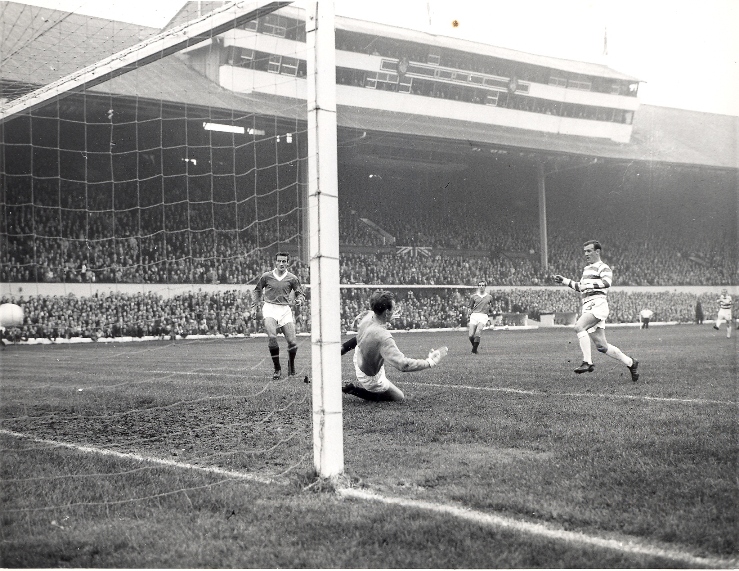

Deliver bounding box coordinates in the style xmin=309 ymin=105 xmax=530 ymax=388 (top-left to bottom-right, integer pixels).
xmin=342 ymin=290 xmax=448 ymax=402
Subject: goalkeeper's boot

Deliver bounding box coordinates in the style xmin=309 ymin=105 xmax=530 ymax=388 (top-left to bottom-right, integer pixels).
xmin=272 ymin=368 xmax=282 ymax=381
xmin=574 ymin=361 xmax=595 ymax=374
xmin=341 ymin=383 xmax=357 ymax=395
xmin=628 ymin=359 xmax=639 ymax=382
xmin=713 ymin=324 xmax=719 ymax=330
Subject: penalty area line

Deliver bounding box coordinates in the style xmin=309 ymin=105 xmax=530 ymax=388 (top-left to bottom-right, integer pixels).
xmin=0 ymin=429 xmax=273 ymax=485
xmin=338 ymin=488 xmax=736 ymax=569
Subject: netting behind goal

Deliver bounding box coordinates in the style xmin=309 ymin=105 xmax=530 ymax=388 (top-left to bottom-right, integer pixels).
xmin=0 ymin=1 xmax=324 ymax=489
xmin=1 ymin=1 xmax=307 ymax=298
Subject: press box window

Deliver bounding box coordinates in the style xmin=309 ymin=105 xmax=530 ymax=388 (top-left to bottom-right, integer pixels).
xmin=281 ymin=57 xmax=298 ymax=76
xmin=549 ymin=76 xmax=568 ymax=87
xmin=267 ymin=55 xmax=282 ymax=73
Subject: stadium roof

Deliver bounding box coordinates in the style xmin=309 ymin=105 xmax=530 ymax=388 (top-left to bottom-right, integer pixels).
xmin=165 ymin=2 xmax=641 ymax=82
xmin=0 ymin=2 xmax=158 ymax=100
xmin=1 ymin=2 xmax=737 ymax=170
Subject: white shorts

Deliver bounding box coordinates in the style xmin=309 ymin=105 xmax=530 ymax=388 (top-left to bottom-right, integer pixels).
xmin=582 ymin=296 xmax=609 ymax=333
xmin=469 ymin=312 xmax=489 ymax=327
xmin=353 ymin=351 xmax=392 ymax=393
xmin=262 ymin=302 xmax=294 ymax=327
xmin=717 ymin=309 xmax=732 ymax=322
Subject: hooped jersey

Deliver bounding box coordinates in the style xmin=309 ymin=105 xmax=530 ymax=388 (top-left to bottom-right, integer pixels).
xmin=566 ymin=261 xmax=613 ymax=302
xmin=718 ymin=294 xmax=733 ymax=311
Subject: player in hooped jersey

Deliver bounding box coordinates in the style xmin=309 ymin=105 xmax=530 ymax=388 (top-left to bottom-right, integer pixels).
xmin=553 ymin=240 xmax=640 ymax=381
xmin=252 ymin=252 xmax=306 ymax=380
xmin=713 ymin=288 xmax=733 ymax=338
xmin=468 ymin=280 xmax=494 ymax=354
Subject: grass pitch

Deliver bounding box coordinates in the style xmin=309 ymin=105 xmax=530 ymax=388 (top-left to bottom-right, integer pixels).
xmin=1 ymin=325 xmax=736 ymax=567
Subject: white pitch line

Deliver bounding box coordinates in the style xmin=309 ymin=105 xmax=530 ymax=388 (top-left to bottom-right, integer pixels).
xmin=0 ymin=429 xmax=273 ymax=484
xmin=338 ymin=488 xmax=737 ymax=569
xmin=2 ymin=429 xmax=734 ymax=568
xmin=409 ymin=381 xmax=736 ymax=406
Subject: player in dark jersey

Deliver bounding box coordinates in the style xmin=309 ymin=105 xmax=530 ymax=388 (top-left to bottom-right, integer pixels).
xmin=252 ymin=252 xmax=306 ymax=380
xmin=467 ymin=280 xmax=494 ymax=354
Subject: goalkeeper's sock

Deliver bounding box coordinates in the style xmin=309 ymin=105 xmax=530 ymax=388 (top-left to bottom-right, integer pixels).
xmin=577 ymin=330 xmax=592 ymax=364
xmin=604 ymin=344 xmax=632 ymax=367
xmin=471 ymin=339 xmax=480 ymax=353
xmin=346 ymin=385 xmax=386 ymax=401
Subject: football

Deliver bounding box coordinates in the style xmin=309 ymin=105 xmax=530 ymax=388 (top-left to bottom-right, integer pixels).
xmin=0 ymin=303 xmax=24 ymax=328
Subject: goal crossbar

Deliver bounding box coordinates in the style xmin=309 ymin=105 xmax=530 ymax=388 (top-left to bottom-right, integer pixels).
xmin=0 ymin=0 xmax=292 ymax=123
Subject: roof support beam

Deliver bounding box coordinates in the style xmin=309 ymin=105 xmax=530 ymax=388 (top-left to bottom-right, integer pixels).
xmin=0 ymin=0 xmax=292 ymax=123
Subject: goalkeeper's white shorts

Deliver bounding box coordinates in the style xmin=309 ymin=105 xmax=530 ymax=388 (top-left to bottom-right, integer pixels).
xmin=262 ymin=302 xmax=294 ymax=327
xmin=469 ymin=312 xmax=489 ymax=327
xmin=582 ymin=296 xmax=609 ymax=333
xmin=353 ymin=351 xmax=392 ymax=393
xmin=717 ymin=308 xmax=732 ymax=322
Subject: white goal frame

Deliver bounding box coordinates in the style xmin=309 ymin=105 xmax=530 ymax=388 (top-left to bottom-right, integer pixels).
xmin=1 ymin=0 xmax=345 ymax=478
xmin=306 ymin=1 xmax=344 ymax=478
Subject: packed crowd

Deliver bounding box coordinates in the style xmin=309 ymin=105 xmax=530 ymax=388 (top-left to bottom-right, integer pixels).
xmin=3 ymin=207 xmax=734 ymax=287
xmin=0 ymin=288 xmax=722 ymax=343
xmin=2 ymin=174 xmax=735 ymax=287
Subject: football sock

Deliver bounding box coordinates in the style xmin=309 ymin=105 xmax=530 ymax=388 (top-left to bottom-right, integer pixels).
xmin=268 ymin=341 xmax=280 ymax=370
xmin=347 ymin=385 xmax=387 ymax=401
xmin=577 ymin=330 xmax=592 ymax=364
xmin=472 ymin=339 xmax=480 ymax=352
xmin=604 ymin=344 xmax=633 ymax=367
xmin=287 ymin=343 xmax=298 ymax=370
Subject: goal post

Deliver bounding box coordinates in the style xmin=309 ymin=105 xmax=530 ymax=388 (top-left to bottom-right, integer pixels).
xmin=305 ymin=1 xmax=344 ymax=478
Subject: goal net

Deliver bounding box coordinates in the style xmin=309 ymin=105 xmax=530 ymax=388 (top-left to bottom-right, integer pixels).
xmin=0 ymin=0 xmax=346 ymax=486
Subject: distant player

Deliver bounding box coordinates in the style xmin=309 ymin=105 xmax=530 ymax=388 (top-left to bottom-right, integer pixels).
xmin=553 ymin=240 xmax=639 ymax=382
xmin=342 ymin=290 xmax=447 ymax=402
xmin=713 ymin=289 xmax=733 ymax=339
xmin=639 ymin=308 xmax=654 ymax=329
xmin=252 ymin=252 xmax=306 ymax=380
xmin=467 ymin=280 xmax=494 ymax=354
